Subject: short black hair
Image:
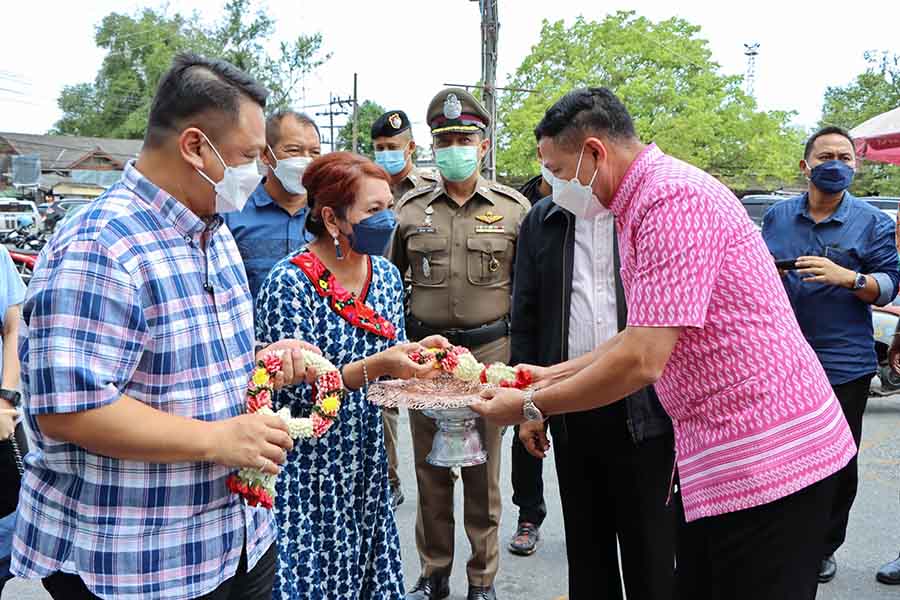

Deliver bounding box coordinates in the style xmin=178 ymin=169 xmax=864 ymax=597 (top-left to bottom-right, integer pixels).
xmin=145 ymin=52 xmax=268 ymax=148
xmin=534 ymin=87 xmax=637 ymax=149
xmin=266 ymin=110 xmax=321 ymax=148
xmin=804 ymin=126 xmax=855 ymax=161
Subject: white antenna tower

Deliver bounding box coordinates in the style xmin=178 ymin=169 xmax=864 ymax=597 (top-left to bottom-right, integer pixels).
xmin=744 ymin=43 xmax=760 ymax=98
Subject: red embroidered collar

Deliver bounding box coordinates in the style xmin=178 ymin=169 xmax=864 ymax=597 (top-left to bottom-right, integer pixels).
xmin=291 ymin=250 xmax=397 ymax=340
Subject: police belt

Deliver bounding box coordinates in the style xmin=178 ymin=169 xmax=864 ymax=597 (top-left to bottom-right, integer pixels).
xmin=407 ymin=316 xmax=510 ymax=349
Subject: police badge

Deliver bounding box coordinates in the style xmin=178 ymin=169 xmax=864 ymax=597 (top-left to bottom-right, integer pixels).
xmin=443 ymin=93 xmax=462 ymax=120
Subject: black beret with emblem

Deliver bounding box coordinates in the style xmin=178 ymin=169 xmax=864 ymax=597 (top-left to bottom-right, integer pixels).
xmin=371 ymin=110 xmax=411 ymax=140
xmin=426 ymin=87 xmax=490 ymax=135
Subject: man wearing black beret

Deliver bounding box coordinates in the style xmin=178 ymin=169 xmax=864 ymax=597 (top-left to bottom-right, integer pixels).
xmin=372 ymin=110 xmax=438 ymax=207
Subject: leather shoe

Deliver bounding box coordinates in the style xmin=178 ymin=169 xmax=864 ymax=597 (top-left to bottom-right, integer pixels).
xmin=819 ymin=554 xmax=837 ymax=583
xmin=467 ymin=585 xmax=497 ymax=600
xmin=877 ymin=554 xmax=900 ymax=585
xmin=405 ymin=573 xmax=450 ymax=600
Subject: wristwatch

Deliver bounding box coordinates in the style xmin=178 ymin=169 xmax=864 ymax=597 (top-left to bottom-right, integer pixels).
xmin=0 ymin=389 xmax=21 ymax=407
xmin=522 ymin=389 xmax=545 ymax=422
xmin=852 ymin=272 xmax=867 ymax=291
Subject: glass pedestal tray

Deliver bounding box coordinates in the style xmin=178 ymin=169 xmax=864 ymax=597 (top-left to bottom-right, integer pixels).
xmin=368 ymin=374 xmax=489 ymax=468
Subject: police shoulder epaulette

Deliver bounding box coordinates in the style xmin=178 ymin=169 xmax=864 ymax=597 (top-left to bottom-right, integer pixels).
xmin=397 ymin=183 xmax=439 ymax=210
xmin=489 ymin=181 xmax=531 ymax=210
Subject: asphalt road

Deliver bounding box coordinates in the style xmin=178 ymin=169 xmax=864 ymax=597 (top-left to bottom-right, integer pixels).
xmin=6 ymin=395 xmax=900 ymax=600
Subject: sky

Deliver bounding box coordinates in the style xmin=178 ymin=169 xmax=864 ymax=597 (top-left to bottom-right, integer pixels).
xmin=1 ymin=0 xmax=898 ymax=149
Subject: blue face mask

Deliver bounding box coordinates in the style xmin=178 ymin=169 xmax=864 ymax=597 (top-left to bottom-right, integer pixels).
xmin=809 ymin=160 xmax=855 ymax=194
xmin=374 ymin=148 xmax=408 ymax=176
xmin=348 ymin=209 xmax=397 ymax=255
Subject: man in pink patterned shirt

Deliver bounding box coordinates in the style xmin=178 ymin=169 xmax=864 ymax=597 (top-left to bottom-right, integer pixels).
xmin=473 ymin=87 xmax=857 ymax=600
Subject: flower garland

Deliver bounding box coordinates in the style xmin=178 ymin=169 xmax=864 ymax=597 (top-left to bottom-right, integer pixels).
xmin=409 ymin=345 xmax=533 ymax=390
xmin=226 ymin=349 xmax=345 ymax=508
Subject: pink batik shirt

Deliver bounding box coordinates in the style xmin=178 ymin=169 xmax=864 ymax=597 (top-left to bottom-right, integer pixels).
xmin=609 ymin=144 xmax=857 ymax=522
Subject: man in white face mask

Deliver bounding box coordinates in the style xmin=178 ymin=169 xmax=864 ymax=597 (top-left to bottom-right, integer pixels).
xmin=474 ymin=87 xmax=859 ymax=600
xmin=12 ymin=53 xmax=319 ymax=600
xmin=223 ymin=110 xmax=320 ymax=301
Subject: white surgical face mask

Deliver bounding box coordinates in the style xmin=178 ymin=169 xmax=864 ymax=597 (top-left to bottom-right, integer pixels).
xmin=269 ymin=145 xmax=312 ymax=195
xmin=546 ymin=146 xmax=605 ymax=220
xmin=196 ymin=132 xmax=261 ymax=214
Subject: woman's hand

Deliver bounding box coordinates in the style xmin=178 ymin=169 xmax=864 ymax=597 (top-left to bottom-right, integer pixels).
xmin=418 ymin=334 xmax=451 ymax=350
xmin=374 ymin=343 xmax=437 ymax=380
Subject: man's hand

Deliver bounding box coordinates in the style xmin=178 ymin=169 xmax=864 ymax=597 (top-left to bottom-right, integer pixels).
xmin=0 ymin=408 xmax=17 ymax=440
xmin=256 ymin=340 xmax=321 ymax=389
xmin=519 ymin=420 xmax=550 ymax=459
xmin=471 ymin=387 xmax=527 ymax=426
xmin=796 ymin=256 xmax=855 ymax=288
xmin=418 ymin=334 xmax=451 ymax=350
xmin=208 ymin=413 xmax=293 ymax=475
xmin=890 ymin=341 xmax=900 ymax=375
xmin=516 ymin=364 xmax=552 ymax=389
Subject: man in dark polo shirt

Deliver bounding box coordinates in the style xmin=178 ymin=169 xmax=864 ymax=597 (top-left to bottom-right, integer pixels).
xmin=763 ymin=125 xmax=900 ymax=584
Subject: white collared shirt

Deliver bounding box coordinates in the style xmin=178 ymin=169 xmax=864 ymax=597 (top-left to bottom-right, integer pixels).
xmin=568 ymin=209 xmax=618 ymax=359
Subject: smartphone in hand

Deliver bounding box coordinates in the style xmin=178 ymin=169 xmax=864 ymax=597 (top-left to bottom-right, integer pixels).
xmin=774 ymin=259 xmax=798 ymax=270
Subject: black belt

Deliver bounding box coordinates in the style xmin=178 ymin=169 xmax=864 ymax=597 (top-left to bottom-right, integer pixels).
xmin=407 ymin=316 xmax=509 ymax=349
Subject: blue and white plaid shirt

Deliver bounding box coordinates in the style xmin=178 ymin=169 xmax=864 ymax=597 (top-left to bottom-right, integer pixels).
xmin=13 ymin=163 xmax=275 ymax=599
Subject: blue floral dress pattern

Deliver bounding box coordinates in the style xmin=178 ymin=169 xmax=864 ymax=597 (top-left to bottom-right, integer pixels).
xmin=256 ymin=248 xmax=405 ymax=600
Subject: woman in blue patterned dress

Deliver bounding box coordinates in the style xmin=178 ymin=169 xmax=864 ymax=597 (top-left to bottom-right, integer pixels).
xmin=256 ymin=152 xmax=445 ymax=600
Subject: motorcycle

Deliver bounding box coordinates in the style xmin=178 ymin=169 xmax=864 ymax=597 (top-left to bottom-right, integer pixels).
xmin=8 ymin=251 xmax=36 ymax=285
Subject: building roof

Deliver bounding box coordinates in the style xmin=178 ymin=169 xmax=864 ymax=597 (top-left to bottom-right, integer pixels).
xmin=0 ymin=132 xmax=142 ymax=170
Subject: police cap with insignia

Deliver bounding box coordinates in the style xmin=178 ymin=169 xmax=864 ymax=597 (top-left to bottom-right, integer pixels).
xmin=427 ymin=87 xmax=490 ymax=135
xmin=371 ymin=110 xmax=411 ymax=139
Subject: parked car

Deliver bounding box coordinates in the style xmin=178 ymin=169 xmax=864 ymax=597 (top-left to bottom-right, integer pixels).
xmin=0 ymin=199 xmax=41 ymax=232
xmin=861 ymin=196 xmax=900 ymax=211
xmin=740 ymin=194 xmax=789 ymax=228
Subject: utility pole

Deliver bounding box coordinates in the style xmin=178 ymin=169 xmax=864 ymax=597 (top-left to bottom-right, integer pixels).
xmin=315 ymin=93 xmax=351 ymax=152
xmin=479 ymin=0 xmax=499 ymax=180
xmin=352 ymin=73 xmax=359 ymax=154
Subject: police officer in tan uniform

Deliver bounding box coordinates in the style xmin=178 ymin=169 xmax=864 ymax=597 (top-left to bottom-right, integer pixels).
xmin=370 ymin=109 xmax=439 ymax=510
xmin=372 ymin=110 xmax=438 ymax=206
xmin=391 ymin=88 xmax=530 ymax=600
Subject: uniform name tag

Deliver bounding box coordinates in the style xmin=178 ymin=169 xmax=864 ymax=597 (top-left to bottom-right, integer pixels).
xmin=416 ymin=226 xmax=437 ymax=234
xmin=475 ymin=225 xmax=505 ymax=234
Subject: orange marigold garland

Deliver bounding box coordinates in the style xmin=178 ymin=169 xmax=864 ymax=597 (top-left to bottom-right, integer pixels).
xmin=227 ymin=349 xmax=345 ymax=508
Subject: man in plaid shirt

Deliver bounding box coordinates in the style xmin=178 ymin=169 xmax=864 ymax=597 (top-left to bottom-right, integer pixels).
xmin=12 ymin=53 xmax=316 ymax=600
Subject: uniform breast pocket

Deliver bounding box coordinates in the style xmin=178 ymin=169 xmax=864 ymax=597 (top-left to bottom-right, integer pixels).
xmin=408 ymin=235 xmax=449 ymax=286
xmin=824 ymin=245 xmax=862 ymax=271
xmin=467 ymin=236 xmax=512 ymax=286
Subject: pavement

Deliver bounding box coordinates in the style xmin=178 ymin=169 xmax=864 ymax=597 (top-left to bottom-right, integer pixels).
xmin=6 ymin=395 xmax=900 ymax=599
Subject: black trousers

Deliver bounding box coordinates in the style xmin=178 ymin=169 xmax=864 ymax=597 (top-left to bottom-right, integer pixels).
xmin=510 ymin=423 xmax=547 ymax=526
xmin=824 ymin=374 xmax=871 ymax=557
xmin=676 ymin=471 xmax=838 ymax=600
xmin=559 ymin=402 xmax=678 ymax=600
xmin=41 ymin=542 xmax=276 ymax=600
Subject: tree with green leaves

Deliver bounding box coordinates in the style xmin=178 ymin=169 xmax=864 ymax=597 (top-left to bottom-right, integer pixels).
xmin=497 ymin=12 xmax=804 ymax=190
xmin=52 ymin=0 xmax=330 ymax=139
xmin=336 ymin=100 xmax=386 ymax=158
xmin=820 ymin=51 xmax=900 ymax=196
